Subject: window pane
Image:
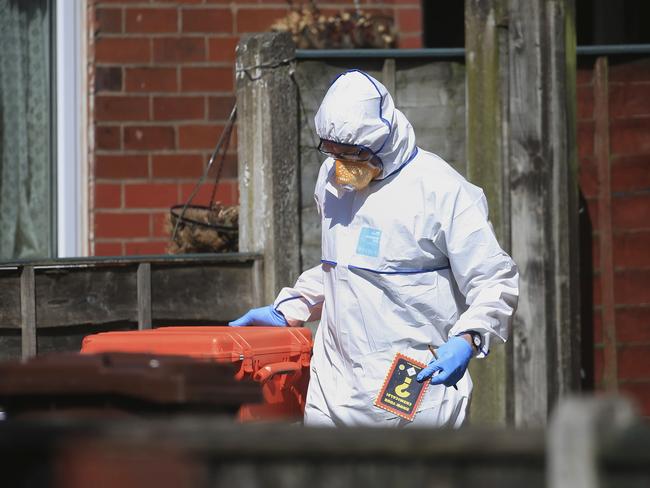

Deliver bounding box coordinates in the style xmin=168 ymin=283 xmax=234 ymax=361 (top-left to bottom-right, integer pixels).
xmin=0 ymin=0 xmax=53 ymax=260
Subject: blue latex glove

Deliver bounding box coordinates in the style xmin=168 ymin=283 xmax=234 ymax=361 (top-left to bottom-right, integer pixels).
xmin=416 ymin=336 xmax=473 ymax=387
xmin=228 ymin=305 xmax=288 ymax=327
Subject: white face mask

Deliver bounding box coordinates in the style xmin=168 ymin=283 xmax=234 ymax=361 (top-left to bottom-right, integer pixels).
xmin=334 ymin=159 xmax=382 ymax=191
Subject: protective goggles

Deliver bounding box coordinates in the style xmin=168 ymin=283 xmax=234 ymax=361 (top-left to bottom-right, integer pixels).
xmin=317 ymin=139 xmax=380 ymax=166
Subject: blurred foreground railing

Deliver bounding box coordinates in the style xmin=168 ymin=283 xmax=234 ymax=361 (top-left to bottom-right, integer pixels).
xmin=0 ymin=396 xmax=646 ymax=487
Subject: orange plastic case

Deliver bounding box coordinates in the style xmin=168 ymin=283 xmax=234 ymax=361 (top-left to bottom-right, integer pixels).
xmin=81 ymin=327 xmax=312 ymax=422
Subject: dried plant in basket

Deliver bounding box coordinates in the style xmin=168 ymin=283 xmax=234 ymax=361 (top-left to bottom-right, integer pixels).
xmin=166 ymin=203 xmax=238 ymax=254
xmin=271 ymin=3 xmax=396 ymax=49
xmin=166 ymin=105 xmax=238 ymax=254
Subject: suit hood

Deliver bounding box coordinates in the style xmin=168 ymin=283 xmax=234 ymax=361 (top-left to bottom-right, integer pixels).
xmin=314 ymin=70 xmax=418 ymax=180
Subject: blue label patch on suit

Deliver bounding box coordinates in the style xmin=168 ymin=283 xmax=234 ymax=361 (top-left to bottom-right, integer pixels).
xmin=356 ymin=227 xmax=382 ymax=257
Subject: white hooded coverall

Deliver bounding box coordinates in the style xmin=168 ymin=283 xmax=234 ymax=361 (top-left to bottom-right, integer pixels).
xmin=275 ymin=70 xmax=519 ymax=427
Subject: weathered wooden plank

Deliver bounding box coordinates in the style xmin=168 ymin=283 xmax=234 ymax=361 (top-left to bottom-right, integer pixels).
xmin=137 ymin=263 xmax=152 ymax=330
xmin=236 ymin=33 xmax=301 ymax=301
xmin=508 ymin=0 xmax=580 ymax=426
xmin=20 ymin=266 xmax=37 ymax=359
xmin=151 ymin=263 xmax=256 ymax=323
xmin=594 ymin=57 xmax=617 ymax=391
xmin=0 ymin=252 xmax=261 ymax=269
xmin=35 ymin=267 xmax=138 ymax=328
xmin=465 ymin=0 xmax=510 ymax=426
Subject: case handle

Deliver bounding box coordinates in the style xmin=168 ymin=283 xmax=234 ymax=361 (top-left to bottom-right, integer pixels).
xmin=253 ymin=362 xmax=301 ymax=383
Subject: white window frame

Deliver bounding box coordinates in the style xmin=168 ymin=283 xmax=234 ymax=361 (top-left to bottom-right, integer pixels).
xmin=56 ymin=0 xmax=88 ymax=257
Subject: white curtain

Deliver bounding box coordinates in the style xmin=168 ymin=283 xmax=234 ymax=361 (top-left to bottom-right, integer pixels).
xmin=0 ymin=0 xmax=52 ymax=260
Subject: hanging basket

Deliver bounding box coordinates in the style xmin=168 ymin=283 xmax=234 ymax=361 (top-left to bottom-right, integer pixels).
xmin=166 ymin=204 xmax=238 ymax=254
xmin=166 ymin=105 xmax=238 ymax=254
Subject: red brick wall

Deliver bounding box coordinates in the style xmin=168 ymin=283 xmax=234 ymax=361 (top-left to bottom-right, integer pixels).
xmin=89 ymin=0 xmax=423 ymax=256
xmin=578 ymin=58 xmax=650 ymax=414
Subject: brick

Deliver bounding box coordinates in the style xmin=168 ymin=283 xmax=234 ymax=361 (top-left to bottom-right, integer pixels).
xmin=95 ymin=66 xmax=122 ymax=92
xmin=611 ymin=118 xmax=650 ymax=156
xmin=576 ymin=85 xmax=594 ymax=121
xmin=95 ymin=213 xmax=150 ymax=239
xmin=593 ymin=308 xmax=602 ymax=344
xmin=618 ymin=382 xmax=650 ymax=416
xmin=208 ymin=95 xmax=235 ymax=120
xmin=617 ymin=307 xmax=650 ymax=343
xmin=577 ymin=121 xmax=594 ymax=159
xmin=126 ymin=8 xmax=177 ymax=33
xmin=591 ymin=233 xmax=600 ymax=272
xmin=577 ymin=68 xmax=593 ymax=85
xmin=614 ymin=231 xmax=650 ymax=268
xmin=609 ymin=59 xmax=650 ymax=83
xmin=612 ymin=194 xmax=650 ymax=231
xmin=207 ymin=152 xmax=237 ymax=179
xmin=578 ymin=157 xmax=598 ymax=199
xmin=125 ymin=183 xmax=179 ymax=208
xmin=95 ymin=0 xmax=141 ymax=3
xmin=125 ymin=241 xmax=169 ymax=256
xmin=396 ymin=8 xmax=421 ymax=33
xmin=611 ymin=155 xmax=650 ymax=193
xmin=398 ymin=35 xmax=423 ymax=49
xmin=124 ymin=126 xmax=176 ymax=151
xmin=153 ymin=38 xmax=205 ymax=63
xmin=178 ymin=124 xmax=223 ymax=150
xmin=593 ymin=347 xmax=604 ymax=386
xmin=153 ymin=96 xmax=204 ymax=120
xmin=95 ymin=125 xmax=121 ymax=150
xmin=95 ymin=183 xmax=122 ymax=208
xmin=94 ymin=242 xmax=123 ymax=257
xmin=125 ymin=67 xmax=177 ymax=92
xmin=95 ymin=95 xmax=149 ymax=121
xmin=179 ymin=182 xmax=223 ymax=205
xmin=236 ymin=8 xmax=287 ymax=33
xmin=182 ymin=8 xmax=233 ymax=33
xmin=95 ymin=38 xmax=151 ymax=64
xmin=614 ymin=269 xmax=650 ymax=305
xmin=152 ymin=153 xmax=205 ymax=178
xmin=96 ymin=154 xmax=149 ymax=179
xmin=609 ymin=83 xmax=650 ymax=119
xmin=181 ymin=67 xmax=233 ymax=91
xmin=207 ymin=37 xmax=238 ymax=62
xmin=153 ymin=0 xmax=202 ymax=3
xmin=96 ymin=8 xmax=122 ymax=34
xmin=618 ymin=344 xmax=650 ymax=380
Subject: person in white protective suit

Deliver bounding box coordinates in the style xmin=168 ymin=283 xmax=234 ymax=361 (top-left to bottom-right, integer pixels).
xmin=230 ymin=70 xmax=519 ymax=427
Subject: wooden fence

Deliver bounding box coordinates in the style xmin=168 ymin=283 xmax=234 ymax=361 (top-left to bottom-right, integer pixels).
xmin=0 ymin=253 xmax=263 ymax=361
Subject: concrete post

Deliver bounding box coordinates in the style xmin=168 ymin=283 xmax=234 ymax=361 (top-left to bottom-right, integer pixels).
xmin=236 ymin=33 xmax=301 ymax=304
xmin=548 ymin=396 xmax=636 ymax=488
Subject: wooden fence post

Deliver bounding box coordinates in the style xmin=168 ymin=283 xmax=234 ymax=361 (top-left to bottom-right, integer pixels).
xmin=508 ymin=0 xmax=581 ymax=426
xmin=137 ymin=262 xmax=152 ymax=330
xmin=466 ymin=0 xmax=581 ymax=426
xmin=465 ymin=0 xmax=511 ymax=426
xmin=20 ymin=266 xmax=37 ymax=359
xmin=236 ymin=32 xmax=301 ymax=304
